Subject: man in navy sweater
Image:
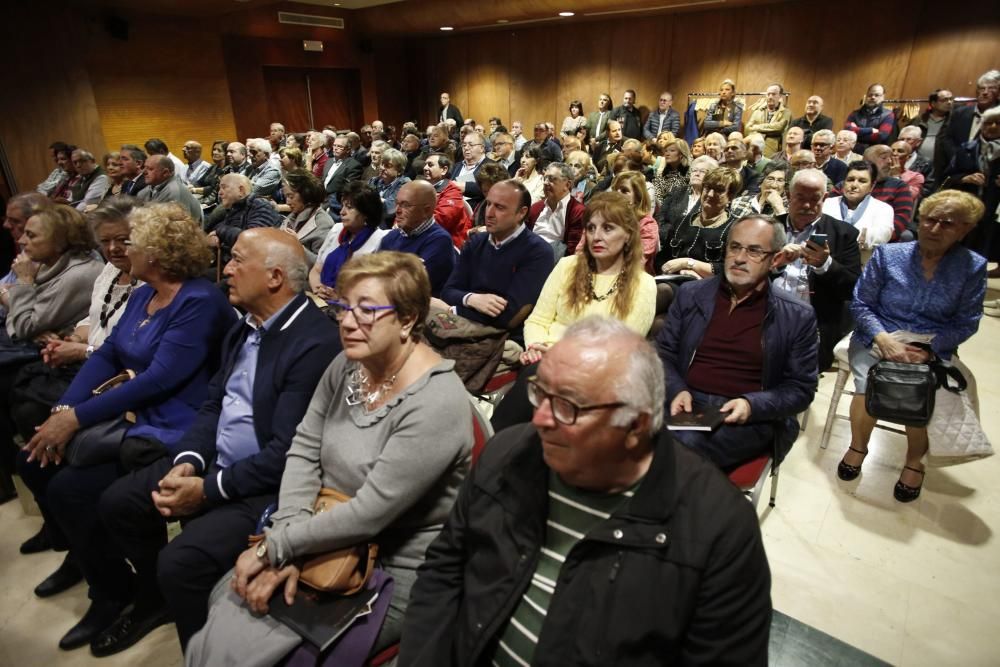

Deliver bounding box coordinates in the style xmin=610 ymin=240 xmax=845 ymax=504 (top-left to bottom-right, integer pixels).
xmin=92 ymin=230 xmax=341 ymax=656
xmin=439 ymin=180 xmax=554 ymax=331
xmin=377 ymin=180 xmax=456 ymax=296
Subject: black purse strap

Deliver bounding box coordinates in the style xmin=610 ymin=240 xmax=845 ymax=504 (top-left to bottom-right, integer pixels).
xmin=932 ymin=360 xmax=967 ymax=394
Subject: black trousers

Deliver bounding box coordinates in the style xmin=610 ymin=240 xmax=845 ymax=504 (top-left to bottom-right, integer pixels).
xmin=16 ymin=450 xmax=134 ymax=602
xmin=99 ymin=458 xmax=276 ymax=648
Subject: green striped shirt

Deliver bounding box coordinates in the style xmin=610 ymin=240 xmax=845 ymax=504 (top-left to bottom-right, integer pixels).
xmin=490 ymin=471 xmax=638 ymax=667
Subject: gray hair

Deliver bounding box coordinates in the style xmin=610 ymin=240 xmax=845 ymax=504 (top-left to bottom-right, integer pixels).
xmin=982 ymin=106 xmax=1000 ymax=124
xmin=744 ymin=133 xmax=766 ymax=153
xmin=790 ymin=167 xmax=826 ymax=192
xmin=837 ymin=129 xmax=857 ymax=145
xmin=345 ymin=132 xmax=361 ymax=148
xmin=73 ymin=149 xmax=96 ymax=162
xmin=812 ymin=129 xmax=836 ymax=144
xmin=247 ymin=138 xmax=272 ymax=155
xmin=546 ymin=162 xmax=575 ymax=182
xmin=732 ymin=214 xmax=787 ymax=252
xmin=690 ymin=155 xmax=720 ymax=172
xmin=153 ymin=154 xmax=175 ymax=175
xmin=221 ymin=173 xmax=251 ymax=193
xmin=263 ymin=242 xmax=309 ymax=293
xmin=977 ymin=70 xmax=1000 ymax=88
xmin=380 ymin=147 xmax=407 ymax=172
xmin=560 ymin=317 xmax=665 ymax=432
xmin=370 ymin=140 xmax=390 ymax=153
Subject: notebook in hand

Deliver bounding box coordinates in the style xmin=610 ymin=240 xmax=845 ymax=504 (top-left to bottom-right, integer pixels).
xmin=667 ymin=404 xmax=725 ymax=431
xmin=269 ymin=585 xmax=378 ymax=652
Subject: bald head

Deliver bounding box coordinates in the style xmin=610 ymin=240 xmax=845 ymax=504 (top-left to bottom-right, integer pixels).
xmin=225 ymin=228 xmax=310 ymax=319
xmin=395 ymin=180 xmax=437 ymax=233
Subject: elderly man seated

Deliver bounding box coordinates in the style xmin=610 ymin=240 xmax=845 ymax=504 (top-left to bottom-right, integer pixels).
xmin=658 ymin=214 xmax=818 ymax=469
xmin=377 ymin=180 xmax=455 ymax=295
xmin=863 ymin=144 xmax=915 ymax=239
xmin=137 ymin=154 xmax=203 ymax=222
xmin=91 ymin=229 xmax=341 ymax=656
xmin=206 ymin=174 xmax=281 ymax=265
xmin=246 ymin=138 xmax=282 ymax=198
xmin=400 ymin=316 xmax=772 ymax=666
xmin=436 ymin=180 xmax=553 ymax=333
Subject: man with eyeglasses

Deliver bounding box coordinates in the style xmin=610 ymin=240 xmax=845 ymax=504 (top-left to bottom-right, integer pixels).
xmin=450 ymin=132 xmax=495 ymax=210
xmin=377 ymin=180 xmax=455 ymax=296
xmin=401 ymin=316 xmax=771 ymax=666
xmin=772 ymin=169 xmax=861 ymax=370
xmin=96 ymin=229 xmax=339 ymax=654
xmin=643 ymin=91 xmax=681 ymax=140
xmin=906 ymin=89 xmax=953 ymax=173
xmin=658 ymin=214 xmax=818 ymax=468
xmin=810 ymin=129 xmax=847 ymax=185
xmin=491 ymin=132 xmax=518 ymax=176
xmin=68 ymin=149 xmax=109 ymax=211
xmin=527 ymin=163 xmax=586 ymax=258
xmin=896 ymin=126 xmax=934 ymax=193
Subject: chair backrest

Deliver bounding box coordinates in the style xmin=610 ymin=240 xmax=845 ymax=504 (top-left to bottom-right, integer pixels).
xmin=470 ymin=397 xmax=495 ymax=466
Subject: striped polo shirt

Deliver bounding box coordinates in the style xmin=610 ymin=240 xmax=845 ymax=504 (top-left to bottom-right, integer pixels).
xmin=490 ymin=471 xmax=639 ymax=666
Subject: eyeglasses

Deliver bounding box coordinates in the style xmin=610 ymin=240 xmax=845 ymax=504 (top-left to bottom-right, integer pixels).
xmin=326 ymin=300 xmax=396 ymax=325
xmin=461 ymin=142 xmax=482 ymax=148
xmin=526 ymin=376 xmax=626 ymax=426
xmin=543 ymin=174 xmax=566 ymax=183
xmin=920 ymin=216 xmax=966 ymax=231
xmin=726 ymin=241 xmax=774 ymax=262
xmin=812 ymin=142 xmax=831 ymax=149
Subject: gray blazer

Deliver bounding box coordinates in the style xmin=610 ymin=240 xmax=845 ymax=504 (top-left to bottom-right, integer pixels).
xmin=282 ymin=207 xmax=334 ymax=266
xmin=137 ymin=176 xmax=204 ymax=223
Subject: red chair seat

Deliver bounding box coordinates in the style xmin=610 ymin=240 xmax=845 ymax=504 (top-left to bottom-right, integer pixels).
xmin=727 ymin=455 xmax=770 ymax=490
xmin=482 ymin=370 xmax=518 ymax=394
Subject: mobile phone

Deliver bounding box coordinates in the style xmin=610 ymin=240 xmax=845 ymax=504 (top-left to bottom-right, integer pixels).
xmin=809 ymin=232 xmax=828 ymax=247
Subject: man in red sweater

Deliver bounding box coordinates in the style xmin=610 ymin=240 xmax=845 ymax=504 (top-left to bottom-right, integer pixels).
xmin=424 ymin=152 xmax=473 ymax=248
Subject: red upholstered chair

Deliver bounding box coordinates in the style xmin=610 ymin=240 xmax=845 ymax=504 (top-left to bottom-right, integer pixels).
xmin=727 ymin=454 xmax=778 ymax=508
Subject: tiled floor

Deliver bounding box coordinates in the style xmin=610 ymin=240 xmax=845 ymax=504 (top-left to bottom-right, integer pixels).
xmin=1 ymin=279 xmax=998 ymax=666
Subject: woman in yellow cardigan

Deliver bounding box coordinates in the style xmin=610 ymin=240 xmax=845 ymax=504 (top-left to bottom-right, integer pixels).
xmin=521 ymin=192 xmax=657 ymax=365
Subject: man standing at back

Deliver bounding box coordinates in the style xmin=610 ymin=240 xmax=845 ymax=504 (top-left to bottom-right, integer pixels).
xmin=439 ymin=92 xmax=463 ymax=126
xmin=845 ymin=84 xmax=896 ymax=151
xmin=643 ymin=91 xmax=681 ymax=139
xmin=611 ymin=89 xmax=642 ymax=140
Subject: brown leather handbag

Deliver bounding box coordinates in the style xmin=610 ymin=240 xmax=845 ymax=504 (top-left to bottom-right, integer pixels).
xmin=251 ymin=488 xmax=378 ymax=595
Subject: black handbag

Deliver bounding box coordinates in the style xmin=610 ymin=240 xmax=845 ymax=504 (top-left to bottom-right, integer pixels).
xmin=865 ymin=358 xmax=967 ymax=427
xmin=63 ymin=370 xmax=137 ymax=468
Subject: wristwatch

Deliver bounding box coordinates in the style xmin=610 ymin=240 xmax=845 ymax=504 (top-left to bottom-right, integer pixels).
xmin=256 ymin=540 xmax=268 ymax=560
xmin=687 ymin=259 xmax=695 ymax=270
xmin=85 ymin=345 xmax=95 ymax=359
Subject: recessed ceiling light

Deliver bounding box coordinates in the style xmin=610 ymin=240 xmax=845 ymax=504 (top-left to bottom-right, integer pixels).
xmin=497 ymin=19 xmax=509 ymax=23
xmin=440 ymin=26 xmax=454 ymax=31
xmin=559 ymin=11 xmax=575 ymax=16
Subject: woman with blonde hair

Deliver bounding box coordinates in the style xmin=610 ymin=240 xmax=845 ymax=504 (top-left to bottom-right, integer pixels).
xmin=651 ymin=136 xmax=691 ymax=202
xmin=17 ymin=202 xmax=236 ymax=652
xmin=660 ymin=166 xmax=741 ymax=279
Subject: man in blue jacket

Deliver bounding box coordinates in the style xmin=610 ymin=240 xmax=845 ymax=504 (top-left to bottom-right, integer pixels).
xmin=657 ymin=214 xmax=818 ymax=469
xmin=92 ymin=229 xmax=341 ymax=656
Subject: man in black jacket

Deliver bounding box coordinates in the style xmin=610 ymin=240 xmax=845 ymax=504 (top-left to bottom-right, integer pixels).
xmin=400 ymin=317 xmax=771 ymax=667
xmin=206 ymin=173 xmax=281 ymax=266
xmin=92 ymin=229 xmax=341 ymax=656
xmin=611 ymin=89 xmax=642 ymax=140
xmin=773 ymin=168 xmax=861 ymax=370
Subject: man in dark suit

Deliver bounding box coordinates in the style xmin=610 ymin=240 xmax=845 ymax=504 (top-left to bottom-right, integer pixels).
xmin=526 ymin=163 xmax=586 ymax=258
xmin=93 ymin=229 xmax=341 ymax=656
xmin=773 ymin=168 xmax=861 ymax=371
xmin=117 ymin=145 xmax=146 ymax=196
xmin=586 ymin=92 xmax=614 ymax=148
xmin=439 ymin=92 xmax=463 ymax=126
xmin=611 ymin=89 xmax=642 ymax=140
xmin=449 ymin=130 xmax=495 ymax=211
xmin=322 ymin=134 xmax=363 ymax=210
xmin=811 ymin=129 xmax=848 ymax=186
xmin=940 ymin=70 xmax=999 ymax=175
xmin=593 ymin=120 xmax=625 ymax=174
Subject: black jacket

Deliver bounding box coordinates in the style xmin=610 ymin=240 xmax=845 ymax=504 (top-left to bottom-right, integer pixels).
xmin=322 ymin=156 xmax=363 ymax=199
xmin=777 ymin=213 xmax=861 ymax=370
xmin=399 ymin=423 xmax=772 ymax=667
xmin=611 ymin=104 xmax=642 ymax=140
xmin=173 ymin=294 xmax=341 ymax=506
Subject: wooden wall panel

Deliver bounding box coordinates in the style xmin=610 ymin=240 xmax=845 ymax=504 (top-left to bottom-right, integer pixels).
xmin=0 ymin=6 xmax=106 ymax=192
xmin=370 ymin=0 xmax=998 ymax=145
xmin=85 ymin=15 xmax=237 ymax=158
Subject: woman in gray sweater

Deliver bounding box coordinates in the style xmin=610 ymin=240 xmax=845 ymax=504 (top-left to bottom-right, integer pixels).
xmin=214 ymin=251 xmax=473 ymax=663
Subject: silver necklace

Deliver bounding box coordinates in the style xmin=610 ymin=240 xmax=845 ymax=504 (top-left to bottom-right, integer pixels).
xmin=346 ymin=366 xmax=399 ymax=409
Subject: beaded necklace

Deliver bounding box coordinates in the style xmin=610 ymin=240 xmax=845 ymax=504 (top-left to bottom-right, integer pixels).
xmin=100 ymin=270 xmax=138 ymax=330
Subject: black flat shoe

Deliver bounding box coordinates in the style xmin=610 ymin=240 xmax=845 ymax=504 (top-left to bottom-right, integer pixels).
xmin=90 ymin=605 xmax=172 ymax=658
xmin=20 ymin=526 xmax=51 ymax=554
xmin=34 ymin=554 xmax=83 ymax=598
xmin=837 ymin=446 xmax=868 ymax=481
xmin=59 ymin=600 xmax=127 ymax=651
xmin=894 ymin=465 xmax=925 ymax=503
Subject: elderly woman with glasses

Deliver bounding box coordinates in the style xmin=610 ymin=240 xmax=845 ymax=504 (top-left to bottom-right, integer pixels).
xmin=369 ymin=148 xmax=411 ymax=225
xmin=730 ymin=162 xmax=790 ymax=220
xmin=194 ymin=251 xmax=473 ymax=664
xmin=837 ymin=190 xmax=987 ymax=503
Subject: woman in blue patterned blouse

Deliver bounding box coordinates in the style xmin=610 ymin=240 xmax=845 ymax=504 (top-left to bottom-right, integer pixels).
xmin=837 ymin=190 xmax=987 ymax=502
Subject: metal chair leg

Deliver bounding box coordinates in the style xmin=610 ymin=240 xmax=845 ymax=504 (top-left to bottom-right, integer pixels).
xmin=768 ymin=466 xmax=780 ymax=507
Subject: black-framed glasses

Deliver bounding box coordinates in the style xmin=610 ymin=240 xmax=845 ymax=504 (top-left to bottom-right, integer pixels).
xmin=526 ymin=376 xmax=626 ymax=426
xmin=726 ymin=241 xmax=774 ymax=263
xmin=326 ymin=300 xmax=396 ymax=325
